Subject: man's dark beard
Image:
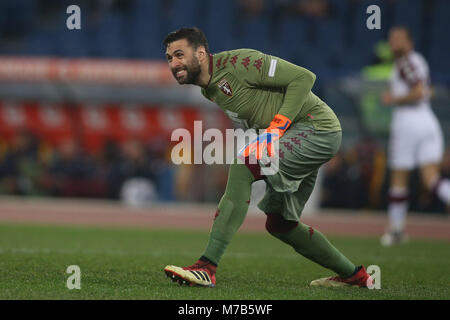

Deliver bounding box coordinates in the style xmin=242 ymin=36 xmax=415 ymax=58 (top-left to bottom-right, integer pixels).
xmin=392 ymin=48 xmax=407 ymax=59
xmin=173 ymin=58 xmax=201 ymax=85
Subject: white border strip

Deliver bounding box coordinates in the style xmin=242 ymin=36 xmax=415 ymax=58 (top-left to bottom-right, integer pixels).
xmin=268 ymin=59 xmax=277 ymax=77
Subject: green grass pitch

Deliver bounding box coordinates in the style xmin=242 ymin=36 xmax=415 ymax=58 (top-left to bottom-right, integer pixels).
xmin=0 ymin=223 xmax=449 ymax=300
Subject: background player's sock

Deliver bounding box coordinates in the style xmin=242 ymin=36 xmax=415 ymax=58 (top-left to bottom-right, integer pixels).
xmin=387 ymin=187 xmax=409 ymax=232
xmin=266 ymin=214 xmax=356 ymax=278
xmin=201 ymin=160 xmax=255 ymax=265
xmin=434 ymin=178 xmax=450 ymax=205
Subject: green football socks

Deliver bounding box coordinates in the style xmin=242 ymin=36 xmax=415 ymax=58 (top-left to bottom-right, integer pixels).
xmin=202 ymin=160 xmax=255 ymax=265
xmin=269 ymin=224 xmax=356 ymax=278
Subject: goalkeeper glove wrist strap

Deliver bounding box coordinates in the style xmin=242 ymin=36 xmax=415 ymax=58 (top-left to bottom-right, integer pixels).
xmin=268 ymin=114 xmax=292 ymax=134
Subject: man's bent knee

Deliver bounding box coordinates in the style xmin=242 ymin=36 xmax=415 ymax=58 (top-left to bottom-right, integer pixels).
xmin=265 ymin=212 xmax=298 ymax=234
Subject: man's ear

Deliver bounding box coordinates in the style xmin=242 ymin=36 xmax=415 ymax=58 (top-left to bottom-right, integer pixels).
xmin=196 ymin=46 xmax=207 ymax=61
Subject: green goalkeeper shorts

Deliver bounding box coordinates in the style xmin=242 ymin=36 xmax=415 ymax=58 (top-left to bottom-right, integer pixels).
xmin=257 ymin=122 xmax=342 ymax=222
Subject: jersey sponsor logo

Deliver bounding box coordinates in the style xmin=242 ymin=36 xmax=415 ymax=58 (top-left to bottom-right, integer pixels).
xmin=253 ymin=58 xmax=263 ymax=72
xmin=222 ymin=56 xmax=228 ymax=67
xmin=216 ymin=57 xmax=222 ymax=69
xmin=290 ymin=137 xmax=301 ymax=146
xmin=241 ymin=56 xmax=251 ymax=70
xmin=214 ymin=208 xmax=220 ymax=220
xmin=308 ymin=226 xmax=314 ymax=239
xmin=281 ymin=141 xmax=293 ymax=151
xmin=218 ymin=79 xmax=233 ymax=96
xmin=230 ymin=55 xmax=239 ymax=68
xmin=268 ymin=59 xmax=277 ymax=77
xmin=297 ymin=131 xmax=308 ymax=139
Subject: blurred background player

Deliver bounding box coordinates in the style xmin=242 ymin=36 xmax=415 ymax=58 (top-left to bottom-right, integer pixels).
xmin=380 ymin=26 xmax=450 ymax=246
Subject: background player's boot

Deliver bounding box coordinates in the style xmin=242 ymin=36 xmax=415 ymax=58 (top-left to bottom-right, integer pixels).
xmin=380 ymin=230 xmax=409 ymax=246
xmin=164 ymin=260 xmax=216 ymax=288
xmin=310 ymin=266 xmax=373 ymax=288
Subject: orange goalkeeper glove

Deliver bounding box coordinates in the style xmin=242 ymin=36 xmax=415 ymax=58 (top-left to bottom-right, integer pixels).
xmin=239 ymin=114 xmax=292 ymax=160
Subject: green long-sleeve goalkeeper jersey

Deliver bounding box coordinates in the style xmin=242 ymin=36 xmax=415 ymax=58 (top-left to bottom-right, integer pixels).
xmin=201 ymin=49 xmax=341 ymax=131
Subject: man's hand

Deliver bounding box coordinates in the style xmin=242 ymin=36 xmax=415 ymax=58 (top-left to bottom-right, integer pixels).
xmin=239 ymin=114 xmax=292 ymax=160
xmin=381 ymin=91 xmax=395 ymax=106
xmin=382 ymin=83 xmax=427 ymax=107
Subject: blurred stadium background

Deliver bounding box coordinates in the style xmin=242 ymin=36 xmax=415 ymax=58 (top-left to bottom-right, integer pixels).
xmin=0 ymin=0 xmax=449 ymax=216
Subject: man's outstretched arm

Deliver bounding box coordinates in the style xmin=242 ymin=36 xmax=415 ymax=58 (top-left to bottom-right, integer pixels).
xmin=233 ymin=51 xmax=317 ymax=159
xmin=236 ymin=50 xmax=317 ymax=121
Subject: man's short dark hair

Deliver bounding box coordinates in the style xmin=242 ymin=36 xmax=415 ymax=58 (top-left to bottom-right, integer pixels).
xmin=163 ymin=27 xmax=209 ymax=53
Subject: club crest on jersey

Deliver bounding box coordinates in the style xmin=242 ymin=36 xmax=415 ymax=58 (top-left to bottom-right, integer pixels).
xmin=218 ymin=79 xmax=233 ymax=97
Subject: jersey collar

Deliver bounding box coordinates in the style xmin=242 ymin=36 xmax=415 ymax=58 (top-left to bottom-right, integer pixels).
xmin=205 ymin=53 xmax=214 ymax=89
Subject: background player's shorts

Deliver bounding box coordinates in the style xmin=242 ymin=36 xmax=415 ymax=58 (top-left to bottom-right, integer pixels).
xmin=257 ymin=123 xmax=342 ymax=222
xmin=388 ymin=111 xmax=444 ymax=170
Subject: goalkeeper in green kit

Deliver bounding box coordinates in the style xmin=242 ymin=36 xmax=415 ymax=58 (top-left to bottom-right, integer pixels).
xmin=163 ymin=27 xmax=373 ymax=288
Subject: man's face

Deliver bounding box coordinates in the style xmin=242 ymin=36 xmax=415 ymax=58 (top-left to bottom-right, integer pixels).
xmin=165 ymin=39 xmax=201 ymax=85
xmin=388 ymin=29 xmax=411 ymax=58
